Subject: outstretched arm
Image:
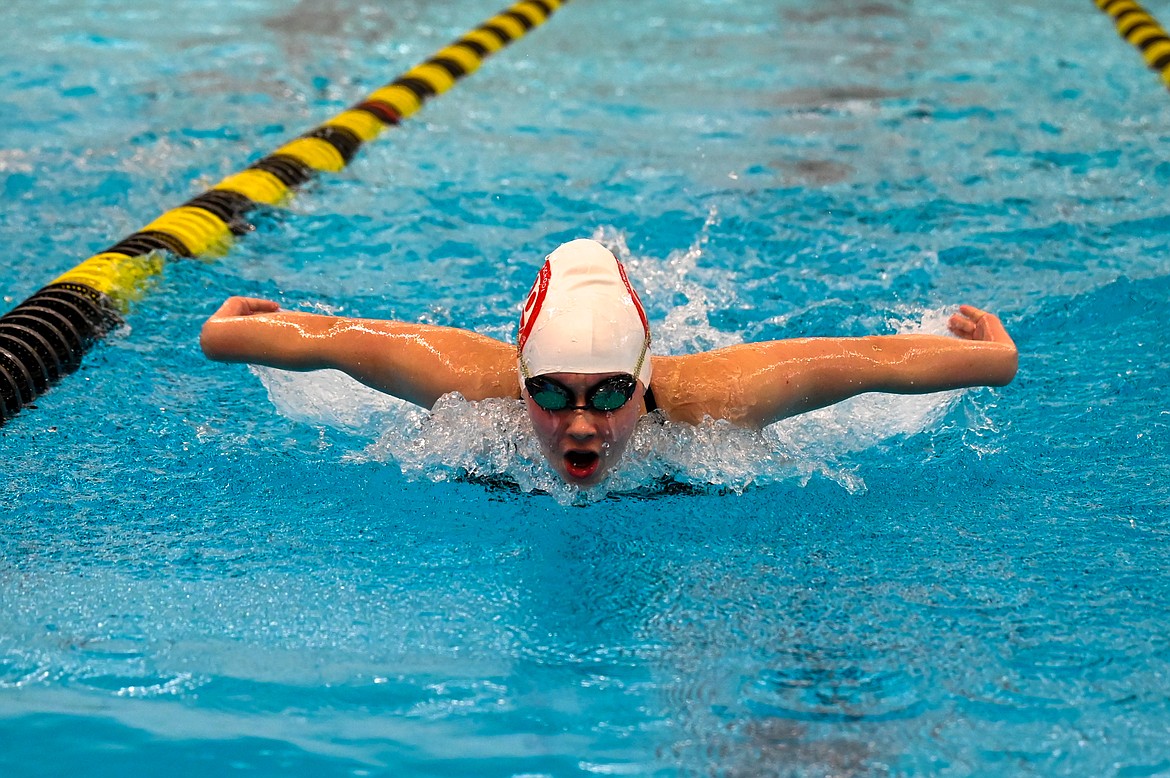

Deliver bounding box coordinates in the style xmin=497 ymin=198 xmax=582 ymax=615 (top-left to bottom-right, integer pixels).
xmin=652 ymin=305 xmax=1018 ymax=428
xmin=200 ymin=296 xmax=519 ymax=408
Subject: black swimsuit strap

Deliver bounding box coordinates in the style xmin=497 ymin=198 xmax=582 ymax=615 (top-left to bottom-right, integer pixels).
xmin=643 ymin=385 xmax=658 ymax=413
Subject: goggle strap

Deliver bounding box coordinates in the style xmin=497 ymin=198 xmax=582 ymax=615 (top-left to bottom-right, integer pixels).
xmin=631 ymin=336 xmax=649 ymax=384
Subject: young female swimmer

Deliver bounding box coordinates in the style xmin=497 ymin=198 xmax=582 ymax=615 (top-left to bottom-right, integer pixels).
xmin=201 ymin=239 xmax=1018 ymax=485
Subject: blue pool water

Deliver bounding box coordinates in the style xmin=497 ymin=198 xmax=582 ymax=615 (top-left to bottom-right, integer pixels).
xmin=3 ymin=0 xmax=1170 ymax=774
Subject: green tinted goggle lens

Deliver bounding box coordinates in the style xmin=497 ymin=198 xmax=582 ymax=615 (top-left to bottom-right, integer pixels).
xmin=525 ymin=375 xmax=637 ymax=412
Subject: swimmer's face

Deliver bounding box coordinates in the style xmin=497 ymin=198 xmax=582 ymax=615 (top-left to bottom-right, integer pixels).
xmin=523 ymin=372 xmax=645 ymax=485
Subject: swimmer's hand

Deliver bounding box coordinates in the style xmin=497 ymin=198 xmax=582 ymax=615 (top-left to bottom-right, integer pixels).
xmin=200 ymin=296 xmax=289 ymax=363
xmin=947 ymin=305 xmax=1014 ymax=346
xmin=207 ymin=296 xmax=282 ymax=319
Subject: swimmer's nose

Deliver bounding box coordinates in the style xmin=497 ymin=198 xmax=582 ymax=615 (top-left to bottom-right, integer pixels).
xmin=565 ymin=410 xmax=598 ymax=440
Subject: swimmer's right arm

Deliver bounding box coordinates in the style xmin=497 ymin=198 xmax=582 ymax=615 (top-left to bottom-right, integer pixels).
xmin=652 ymin=305 xmax=1018 ymax=428
xmin=199 ymin=296 xmax=520 ymax=408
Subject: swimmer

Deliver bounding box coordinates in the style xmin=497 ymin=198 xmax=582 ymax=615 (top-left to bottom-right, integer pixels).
xmin=201 ymin=239 xmax=1018 ymax=485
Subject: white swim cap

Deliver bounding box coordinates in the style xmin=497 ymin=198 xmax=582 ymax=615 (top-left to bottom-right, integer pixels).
xmin=517 ymin=239 xmax=652 ymax=387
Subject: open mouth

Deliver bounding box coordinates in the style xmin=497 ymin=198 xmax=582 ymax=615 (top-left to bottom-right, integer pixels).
xmin=563 ymin=450 xmax=600 ymax=480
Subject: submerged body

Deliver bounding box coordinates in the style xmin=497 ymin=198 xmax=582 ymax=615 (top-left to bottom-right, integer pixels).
xmin=201 ymin=241 xmax=1017 ymax=485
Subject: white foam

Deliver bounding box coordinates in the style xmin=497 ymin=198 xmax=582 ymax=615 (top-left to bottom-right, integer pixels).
xmin=254 ymin=366 xmax=412 ymax=434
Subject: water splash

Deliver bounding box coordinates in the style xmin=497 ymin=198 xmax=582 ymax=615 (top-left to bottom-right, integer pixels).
xmin=255 ymin=365 xmax=409 ymax=434
xmin=254 ymin=364 xmax=961 ymax=504
xmin=593 ymin=212 xmax=743 ymax=355
xmin=362 ymin=395 xmax=797 ymax=503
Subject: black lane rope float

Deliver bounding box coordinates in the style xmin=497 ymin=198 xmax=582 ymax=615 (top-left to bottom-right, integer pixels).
xmin=1095 ymin=0 xmax=1170 ymax=88
xmin=0 ymin=0 xmax=567 ymax=424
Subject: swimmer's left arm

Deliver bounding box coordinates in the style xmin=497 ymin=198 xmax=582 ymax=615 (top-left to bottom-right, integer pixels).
xmin=655 ymin=306 xmax=1017 ymax=427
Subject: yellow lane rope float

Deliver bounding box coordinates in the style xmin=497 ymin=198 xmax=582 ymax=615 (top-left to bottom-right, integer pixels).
xmin=0 ymin=0 xmax=568 ymax=423
xmin=1095 ymin=0 xmax=1170 ymax=88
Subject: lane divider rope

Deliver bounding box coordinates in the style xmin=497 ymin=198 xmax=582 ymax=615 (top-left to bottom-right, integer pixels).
xmin=0 ymin=0 xmax=567 ymax=423
xmin=1095 ymin=0 xmax=1170 ymax=88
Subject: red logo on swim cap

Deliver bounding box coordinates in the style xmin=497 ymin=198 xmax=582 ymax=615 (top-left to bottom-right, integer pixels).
xmin=615 ymin=258 xmax=650 ymax=341
xmin=517 ymin=259 xmax=551 ymax=351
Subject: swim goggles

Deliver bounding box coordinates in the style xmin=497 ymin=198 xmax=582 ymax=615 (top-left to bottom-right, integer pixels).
xmin=524 ymin=374 xmax=637 ymax=412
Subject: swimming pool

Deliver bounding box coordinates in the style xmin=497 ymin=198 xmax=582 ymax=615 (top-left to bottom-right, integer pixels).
xmin=3 ymin=0 xmax=1169 ymax=774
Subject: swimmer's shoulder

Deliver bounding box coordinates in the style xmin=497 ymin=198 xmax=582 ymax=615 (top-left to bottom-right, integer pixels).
xmin=645 ymin=346 xmax=790 ymax=428
xmin=648 ymin=352 xmax=746 ymax=426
